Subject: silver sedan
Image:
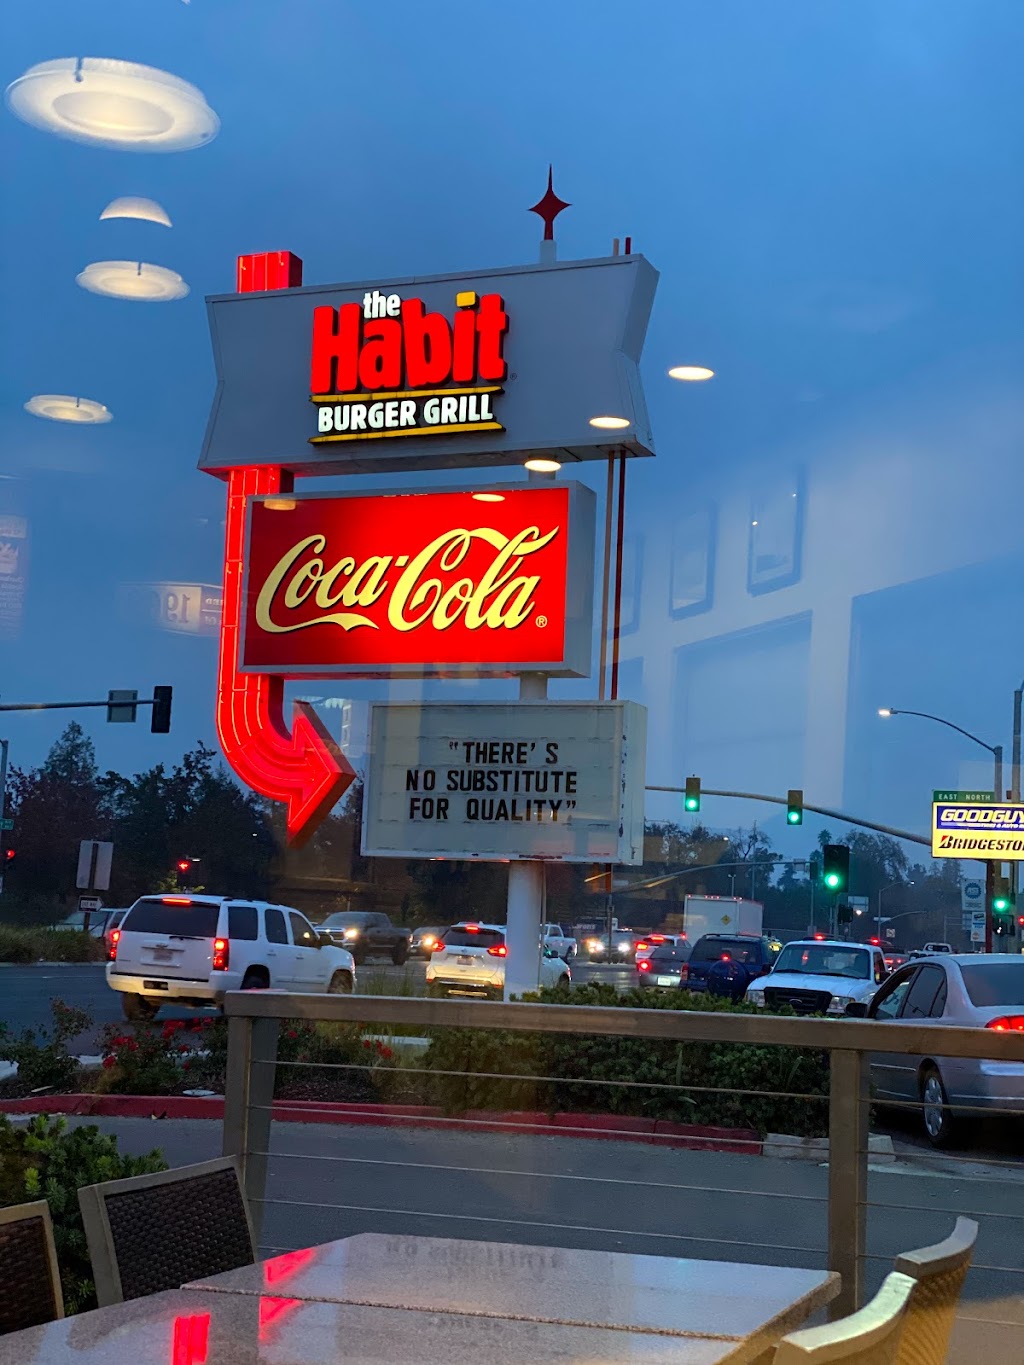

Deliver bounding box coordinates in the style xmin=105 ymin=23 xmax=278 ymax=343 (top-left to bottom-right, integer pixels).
xmin=850 ymin=954 xmax=1024 ymax=1146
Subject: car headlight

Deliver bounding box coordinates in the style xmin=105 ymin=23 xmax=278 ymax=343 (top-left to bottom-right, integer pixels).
xmin=747 ymin=989 xmax=765 ymax=1006
xmin=829 ymin=994 xmax=853 ymax=1010
xmin=616 ymin=941 xmax=630 ymax=953
xmin=586 ymin=938 xmax=602 ymax=951
xmin=343 ymin=928 xmax=360 ymax=940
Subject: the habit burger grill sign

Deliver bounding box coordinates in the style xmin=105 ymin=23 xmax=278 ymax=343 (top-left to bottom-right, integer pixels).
xmin=200 ymin=255 xmax=657 ymax=476
xmin=311 ymin=289 xmax=508 ymax=443
xmin=241 ymin=483 xmax=596 ymax=677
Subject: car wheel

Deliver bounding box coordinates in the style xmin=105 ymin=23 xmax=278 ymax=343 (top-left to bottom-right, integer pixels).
xmin=122 ymin=993 xmax=159 ymax=1022
xmin=391 ymin=942 xmax=409 ymax=966
xmin=240 ymin=969 xmax=269 ymax=991
xmin=328 ymin=971 xmax=354 ymax=994
xmin=920 ymin=1066 xmax=958 ymax=1148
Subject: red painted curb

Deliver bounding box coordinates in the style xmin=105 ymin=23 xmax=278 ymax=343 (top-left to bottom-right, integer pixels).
xmin=0 ymin=1095 xmax=762 ymax=1154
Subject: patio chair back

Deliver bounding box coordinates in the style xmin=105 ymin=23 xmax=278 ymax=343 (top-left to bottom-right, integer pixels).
xmin=893 ymin=1216 xmax=978 ymax=1365
xmin=0 ymin=1200 xmax=64 ymax=1335
xmin=78 ymin=1157 xmax=255 ymax=1306
xmin=773 ymin=1271 xmax=915 ymax=1364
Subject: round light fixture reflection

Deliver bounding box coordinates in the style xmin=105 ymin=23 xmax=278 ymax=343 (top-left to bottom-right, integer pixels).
xmin=263 ymin=498 xmax=297 ymax=512
xmin=472 ymin=492 xmax=506 ymax=502
xmin=77 ymin=260 xmax=188 ymax=301
xmin=588 ymin=416 xmax=630 ymax=430
xmin=5 ymin=58 xmax=220 ymax=152
xmin=99 ymin=195 xmax=172 ymax=226
xmin=524 ymin=458 xmax=562 ymax=473
xmin=24 ymin=394 xmax=112 ymax=424
xmin=668 ymin=365 xmax=715 ymax=382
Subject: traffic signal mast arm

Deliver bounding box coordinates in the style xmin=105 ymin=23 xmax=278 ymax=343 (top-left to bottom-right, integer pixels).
xmin=649 ymin=785 xmax=930 ymax=847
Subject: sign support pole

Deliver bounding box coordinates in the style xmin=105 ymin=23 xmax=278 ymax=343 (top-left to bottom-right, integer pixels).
xmin=503 ymin=670 xmax=548 ymax=1000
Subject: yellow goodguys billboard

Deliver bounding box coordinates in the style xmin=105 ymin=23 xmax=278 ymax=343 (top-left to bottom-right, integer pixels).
xmin=932 ymin=801 xmax=1024 ymax=859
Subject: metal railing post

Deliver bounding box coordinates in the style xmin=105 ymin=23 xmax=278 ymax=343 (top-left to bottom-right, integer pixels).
xmin=827 ymin=1048 xmax=869 ymax=1319
xmin=222 ymin=1013 xmax=280 ymax=1246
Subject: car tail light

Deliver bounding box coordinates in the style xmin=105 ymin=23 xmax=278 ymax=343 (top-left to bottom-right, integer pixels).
xmin=212 ymin=938 xmax=229 ymax=972
xmin=108 ymin=929 xmax=120 ymax=962
xmin=162 ymin=896 xmax=192 ymax=905
xmin=465 ymin=923 xmax=480 ymax=933
xmin=649 ymin=934 xmax=665 ymax=943
xmin=635 ymin=941 xmax=649 ymax=951
xmin=487 ymin=944 xmax=508 ymax=957
xmin=432 ymin=942 xmax=445 ymax=953
xmin=637 ymin=960 xmax=651 ymax=972
xmin=986 ymin=1016 xmax=1024 ymax=1032
xmin=720 ymin=952 xmax=731 ymax=961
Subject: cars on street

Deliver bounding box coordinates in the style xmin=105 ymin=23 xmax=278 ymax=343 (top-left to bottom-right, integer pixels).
xmin=922 ymin=942 xmax=953 ymax=955
xmin=636 ymin=942 xmax=690 ymax=990
xmin=425 ymin=921 xmax=571 ymax=998
xmin=542 ymin=922 xmax=578 ymax=960
xmin=745 ymin=939 xmax=887 ymax=1016
xmin=684 ymin=934 xmax=778 ymax=999
xmin=319 ymin=911 xmax=411 ymax=965
xmin=883 ymin=948 xmax=908 ymax=973
xmin=845 ymin=954 xmax=1024 ymax=1146
xmin=583 ymin=930 xmax=637 ymax=962
xmin=107 ymin=894 xmax=357 ymax=1021
xmin=410 ymin=925 xmax=447 ymax=958
xmin=634 ymin=933 xmax=688 ymax=966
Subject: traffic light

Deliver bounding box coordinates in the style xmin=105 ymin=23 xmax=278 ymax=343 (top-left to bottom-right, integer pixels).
xmin=992 ymin=876 xmax=1012 ymax=915
xmin=684 ymin=776 xmax=701 ymax=813
xmin=175 ymin=858 xmax=193 ymax=889
xmin=786 ymin=789 xmax=803 ymax=825
xmin=151 ymin=685 xmax=173 ymax=734
xmin=4 ymin=848 xmax=14 ymax=863
xmin=837 ymin=902 xmax=852 ymax=925
xmin=822 ymin=844 xmax=850 ymax=893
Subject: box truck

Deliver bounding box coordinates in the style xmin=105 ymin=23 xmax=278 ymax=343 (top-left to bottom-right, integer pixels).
xmin=682 ymin=895 xmax=763 ymax=942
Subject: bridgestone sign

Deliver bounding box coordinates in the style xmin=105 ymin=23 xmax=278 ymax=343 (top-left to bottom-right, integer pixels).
xmin=932 ymin=801 xmax=1024 ymax=859
xmin=362 ymin=701 xmax=647 ymax=864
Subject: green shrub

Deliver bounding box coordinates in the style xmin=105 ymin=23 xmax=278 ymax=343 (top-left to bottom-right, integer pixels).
xmin=418 ymin=983 xmax=830 ymax=1137
xmin=0 ymin=999 xmax=92 ymax=1093
xmin=0 ymin=1115 xmax=165 ymax=1313
xmin=0 ymin=926 xmax=104 ymax=964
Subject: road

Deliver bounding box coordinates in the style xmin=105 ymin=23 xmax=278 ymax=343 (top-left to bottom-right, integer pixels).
xmin=0 ymin=957 xmax=628 ymax=1048
xmin=50 ymin=1113 xmax=1024 ymax=1364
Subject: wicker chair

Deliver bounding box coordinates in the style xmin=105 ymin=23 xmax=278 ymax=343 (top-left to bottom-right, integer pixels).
xmin=0 ymin=1201 xmax=64 ymax=1335
xmin=773 ymin=1272 xmax=915 ymax=1364
xmin=893 ymin=1217 xmax=978 ymax=1365
xmin=78 ymin=1157 xmax=256 ymax=1307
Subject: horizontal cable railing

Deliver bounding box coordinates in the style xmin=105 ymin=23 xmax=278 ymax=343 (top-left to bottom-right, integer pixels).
xmin=221 ymin=990 xmax=1024 ymax=1352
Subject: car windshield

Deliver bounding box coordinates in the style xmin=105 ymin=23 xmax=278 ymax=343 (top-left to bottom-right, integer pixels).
xmin=960 ymin=962 xmax=1024 ymax=1008
xmin=773 ymin=945 xmax=870 ymax=980
xmin=121 ymin=898 xmax=220 ymax=937
xmin=444 ymin=927 xmax=504 ymax=949
xmin=650 ymin=944 xmax=683 ymax=961
xmin=322 ymin=913 xmax=373 ymax=928
xmin=691 ymin=937 xmax=760 ymax=965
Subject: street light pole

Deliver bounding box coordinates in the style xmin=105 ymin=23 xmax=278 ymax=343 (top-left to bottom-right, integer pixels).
xmin=879 ymin=707 xmax=1004 ymax=953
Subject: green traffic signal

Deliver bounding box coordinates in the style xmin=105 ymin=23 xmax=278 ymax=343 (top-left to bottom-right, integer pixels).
xmin=821 ymin=844 xmax=850 ymax=894
xmin=684 ymin=776 xmax=701 ymax=813
xmin=786 ymin=789 xmax=803 ymax=825
xmin=994 ymin=894 xmax=1011 ymax=913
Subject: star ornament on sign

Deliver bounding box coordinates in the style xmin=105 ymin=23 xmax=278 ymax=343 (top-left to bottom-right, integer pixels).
xmin=529 ymin=165 xmax=570 ymax=241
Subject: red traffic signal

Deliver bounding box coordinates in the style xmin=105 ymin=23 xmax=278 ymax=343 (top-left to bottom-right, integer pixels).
xmin=176 ymin=859 xmax=191 ymax=873
xmin=869 ymin=937 xmax=881 ymax=946
xmin=4 ymin=848 xmax=14 ymax=862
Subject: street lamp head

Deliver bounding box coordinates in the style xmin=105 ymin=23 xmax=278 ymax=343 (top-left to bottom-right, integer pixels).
xmin=877 ymin=708 xmax=893 ymax=718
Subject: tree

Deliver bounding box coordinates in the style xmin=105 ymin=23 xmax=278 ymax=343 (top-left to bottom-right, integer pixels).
xmin=4 ymin=724 xmax=106 ymax=920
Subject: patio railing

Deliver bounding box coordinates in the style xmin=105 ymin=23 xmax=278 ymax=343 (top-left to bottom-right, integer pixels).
xmin=220 ymin=991 xmax=1024 ymax=1354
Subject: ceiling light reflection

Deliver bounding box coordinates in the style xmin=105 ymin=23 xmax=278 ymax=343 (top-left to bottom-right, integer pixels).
xmin=99 ymin=196 xmax=172 ymax=226
xmin=5 ymin=58 xmax=219 ymax=152
xmin=77 ymin=260 xmax=188 ymax=301
xmin=24 ymin=394 xmax=112 ymax=424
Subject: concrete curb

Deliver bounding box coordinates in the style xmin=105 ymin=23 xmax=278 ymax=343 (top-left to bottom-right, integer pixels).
xmin=0 ymin=1094 xmax=763 ymax=1154
xmin=764 ymin=1132 xmax=896 ymax=1163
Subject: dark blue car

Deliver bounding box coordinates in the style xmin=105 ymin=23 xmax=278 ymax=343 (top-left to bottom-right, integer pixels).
xmin=684 ymin=934 xmax=777 ymax=1000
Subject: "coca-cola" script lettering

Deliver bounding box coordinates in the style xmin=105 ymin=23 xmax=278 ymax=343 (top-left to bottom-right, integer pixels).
xmin=254 ymin=525 xmax=559 ymax=637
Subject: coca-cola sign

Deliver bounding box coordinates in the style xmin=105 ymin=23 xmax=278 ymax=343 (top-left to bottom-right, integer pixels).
xmin=240 ymin=483 xmax=595 ymax=677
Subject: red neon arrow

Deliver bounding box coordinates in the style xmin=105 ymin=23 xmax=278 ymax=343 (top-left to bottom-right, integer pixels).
xmin=216 ymin=464 xmax=354 ymax=846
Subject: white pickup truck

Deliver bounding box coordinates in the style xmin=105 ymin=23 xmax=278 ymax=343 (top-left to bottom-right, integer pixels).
xmin=542 ymin=922 xmax=577 ymax=961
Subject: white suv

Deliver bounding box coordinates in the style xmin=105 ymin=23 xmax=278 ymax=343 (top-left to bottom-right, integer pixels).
xmin=425 ymin=921 xmax=571 ymax=999
xmin=107 ymin=894 xmax=357 ymax=1021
